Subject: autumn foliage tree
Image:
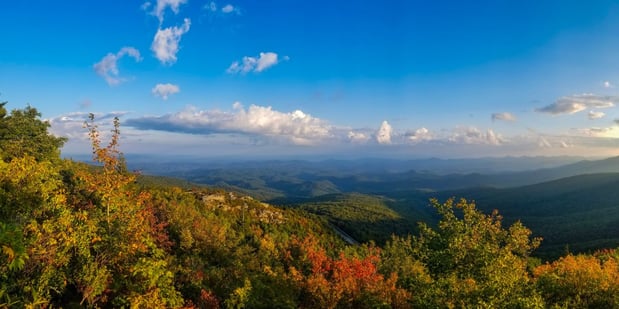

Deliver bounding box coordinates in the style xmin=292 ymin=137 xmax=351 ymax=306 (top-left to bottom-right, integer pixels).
xmin=405 ymin=198 xmax=544 ymax=307
xmin=0 ymin=112 xmax=183 ymax=307
xmin=534 ymin=250 xmax=619 ymax=307
xmin=289 ymin=235 xmax=410 ymax=308
xmin=67 ymin=114 xmax=182 ymax=307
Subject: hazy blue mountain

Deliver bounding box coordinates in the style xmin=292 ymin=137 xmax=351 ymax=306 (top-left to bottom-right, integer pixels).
xmin=104 ymin=154 xmax=619 ymax=258
xmin=127 ymin=156 xmax=614 ymax=199
xmin=428 ymin=172 xmax=619 ymax=259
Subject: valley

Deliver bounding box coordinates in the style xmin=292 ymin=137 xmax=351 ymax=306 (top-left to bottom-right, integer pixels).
xmin=132 ymin=156 xmax=619 ymax=259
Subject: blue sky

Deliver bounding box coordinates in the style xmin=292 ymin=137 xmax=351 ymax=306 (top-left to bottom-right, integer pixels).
xmin=3 ymin=0 xmax=619 ymax=158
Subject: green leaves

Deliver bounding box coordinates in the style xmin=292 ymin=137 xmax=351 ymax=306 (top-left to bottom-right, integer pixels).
xmin=0 ymin=222 xmax=28 ymax=272
xmin=396 ymin=198 xmax=545 ymax=307
xmin=0 ymin=103 xmax=66 ymax=162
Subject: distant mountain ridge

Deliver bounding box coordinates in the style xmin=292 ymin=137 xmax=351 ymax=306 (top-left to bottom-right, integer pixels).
xmin=127 ymin=155 xmax=619 ymax=258
xmin=429 ymin=172 xmax=619 ymax=258
xmin=136 ymin=156 xmax=616 ymax=198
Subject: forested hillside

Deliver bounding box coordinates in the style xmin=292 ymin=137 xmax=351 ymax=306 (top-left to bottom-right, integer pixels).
xmin=3 ymin=103 xmax=619 ymax=308
xmin=426 ymin=173 xmax=619 ymax=259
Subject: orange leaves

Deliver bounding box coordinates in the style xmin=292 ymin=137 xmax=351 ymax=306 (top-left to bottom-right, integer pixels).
xmin=534 ymin=253 xmax=619 ymax=307
xmin=198 ymin=289 xmax=220 ymax=308
xmin=294 ymin=235 xmax=410 ymax=308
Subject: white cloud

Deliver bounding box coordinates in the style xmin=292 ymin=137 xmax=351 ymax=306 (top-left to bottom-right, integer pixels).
xmin=448 ymin=126 xmax=503 ymax=145
xmin=256 ymin=52 xmax=279 ymax=72
xmin=206 ymin=2 xmax=240 ymax=14
xmin=560 ymin=140 xmax=571 ymax=148
xmin=573 ymin=126 xmax=619 ymax=139
xmin=141 ymin=2 xmax=152 ymax=11
xmin=125 ymin=103 xmax=332 ymax=145
xmin=49 ymin=105 xmax=619 ymax=157
xmin=347 ymin=131 xmax=370 ymax=143
xmin=536 ymin=94 xmax=618 ymax=115
xmin=604 ymin=81 xmax=614 ymax=88
xmin=376 ymin=121 xmax=393 ymax=144
xmin=152 ymin=83 xmax=180 ymax=100
xmin=47 ymin=111 xmax=129 ymax=140
xmin=491 ymin=112 xmax=516 ymax=122
xmin=405 ymin=127 xmax=433 ymax=143
xmin=227 ymin=52 xmax=284 ymax=74
xmin=221 ymin=4 xmax=235 ymax=13
xmin=147 ymin=0 xmax=187 ymax=23
xmin=151 ymin=18 xmax=191 ymax=65
xmin=93 ymin=47 xmax=142 ymax=86
xmin=588 ymin=110 xmax=605 ymax=120
xmin=206 ymin=1 xmax=217 ymax=11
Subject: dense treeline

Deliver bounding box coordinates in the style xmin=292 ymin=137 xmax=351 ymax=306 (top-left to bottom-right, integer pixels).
xmin=282 ymin=193 xmax=418 ymax=244
xmin=2 ymin=103 xmax=619 ymax=308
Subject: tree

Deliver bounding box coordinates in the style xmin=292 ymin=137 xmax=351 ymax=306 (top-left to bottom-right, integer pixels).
xmin=410 ymin=198 xmax=544 ymax=307
xmin=0 ymin=102 xmax=67 ymax=162
xmin=534 ymin=251 xmax=619 ymax=307
xmin=290 ymin=235 xmax=410 ymax=308
xmin=71 ymin=114 xmax=182 ymax=307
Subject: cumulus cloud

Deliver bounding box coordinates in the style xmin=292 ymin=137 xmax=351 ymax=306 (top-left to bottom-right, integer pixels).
xmin=448 ymin=126 xmax=503 ymax=145
xmin=227 ymin=52 xmax=285 ymax=74
xmin=221 ymin=4 xmax=235 ymax=13
xmin=347 ymin=131 xmax=370 ymax=143
xmin=405 ymin=127 xmax=433 ymax=143
xmin=152 ymin=83 xmax=180 ymax=100
xmin=93 ymin=47 xmax=142 ymax=86
xmin=47 ymin=111 xmax=129 ymax=139
xmin=491 ymin=112 xmax=516 ymax=122
xmin=536 ymin=94 xmax=618 ymax=115
xmin=588 ymin=110 xmax=605 ymax=120
xmin=146 ymin=0 xmax=187 ymax=23
xmin=152 ymin=18 xmax=191 ymax=65
xmin=125 ymin=103 xmax=332 ymax=145
xmin=205 ymin=1 xmax=240 ymax=14
xmin=375 ymin=121 xmax=393 ymax=144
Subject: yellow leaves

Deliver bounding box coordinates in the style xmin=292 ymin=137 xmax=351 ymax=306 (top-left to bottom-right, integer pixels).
xmin=288 ymin=266 xmax=303 ymax=283
xmin=225 ymin=279 xmax=252 ymax=309
xmin=0 ymin=155 xmax=66 ymax=219
xmin=259 ymin=234 xmax=276 ymax=255
xmin=262 ymin=265 xmax=276 ymax=277
xmin=1 ymin=244 xmax=15 ymax=261
xmin=534 ymin=253 xmax=619 ymax=307
xmin=179 ymin=228 xmax=195 ymax=250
